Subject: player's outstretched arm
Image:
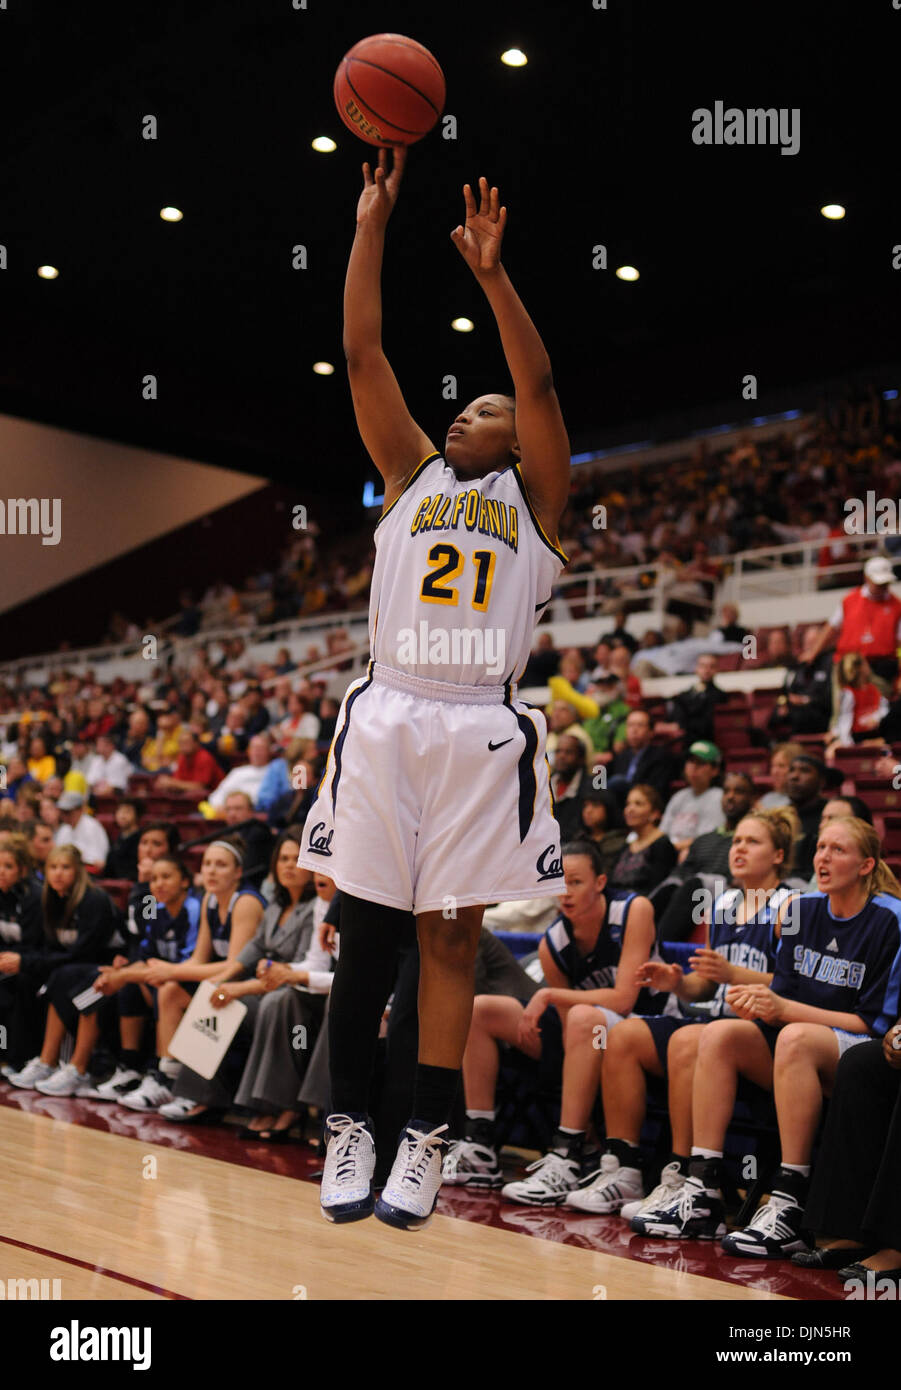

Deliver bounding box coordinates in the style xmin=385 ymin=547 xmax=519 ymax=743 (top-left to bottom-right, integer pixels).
xmin=343 ymin=144 xmax=435 ymax=508
xmin=451 ymin=177 xmax=570 ymax=546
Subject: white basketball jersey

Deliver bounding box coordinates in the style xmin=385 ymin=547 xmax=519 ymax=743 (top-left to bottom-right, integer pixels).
xmin=369 ymin=451 xmax=567 ymax=686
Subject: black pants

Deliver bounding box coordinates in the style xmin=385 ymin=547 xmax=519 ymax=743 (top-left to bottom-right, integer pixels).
xmin=804 ymin=1039 xmax=901 ymax=1250
xmin=0 ymin=972 xmax=46 ymax=1069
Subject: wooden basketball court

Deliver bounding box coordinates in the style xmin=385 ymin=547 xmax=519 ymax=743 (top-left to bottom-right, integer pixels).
xmin=0 ymin=1105 xmax=794 ymax=1301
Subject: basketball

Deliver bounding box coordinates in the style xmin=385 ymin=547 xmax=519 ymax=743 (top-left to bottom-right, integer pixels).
xmin=333 ymin=32 xmax=445 ymax=147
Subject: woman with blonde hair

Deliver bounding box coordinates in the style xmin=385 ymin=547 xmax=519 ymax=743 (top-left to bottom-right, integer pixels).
xmin=117 ymin=835 xmax=265 ymax=1114
xmin=4 ymin=844 xmax=117 ymax=1092
xmin=639 ymin=816 xmax=901 ymax=1257
xmin=568 ymin=808 xmax=798 ymax=1218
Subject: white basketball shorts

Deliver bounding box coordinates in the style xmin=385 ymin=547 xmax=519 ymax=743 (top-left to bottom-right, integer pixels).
xmin=296 ymin=661 xmax=565 ymax=915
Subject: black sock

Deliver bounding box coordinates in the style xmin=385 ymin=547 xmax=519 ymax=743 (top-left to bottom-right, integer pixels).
xmin=327 ymin=894 xmax=410 ymax=1115
xmin=551 ymin=1127 xmax=586 ymax=1159
xmin=412 ymin=1063 xmax=460 ymax=1128
xmin=689 ymin=1154 xmax=724 ymax=1189
xmin=465 ymin=1114 xmax=497 ymax=1145
xmin=607 ymin=1137 xmax=641 ymax=1167
xmin=120 ymin=1049 xmax=142 ymax=1071
xmin=670 ymin=1151 xmax=691 ymax=1177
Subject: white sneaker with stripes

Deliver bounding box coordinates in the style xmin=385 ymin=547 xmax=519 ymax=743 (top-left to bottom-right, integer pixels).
xmin=6 ymin=1057 xmax=55 ymax=1090
xmin=620 ymin=1161 xmax=686 ymax=1222
xmin=501 ymin=1150 xmax=580 ymax=1207
xmin=118 ymin=1071 xmax=174 ymax=1111
xmin=564 ymin=1153 xmax=644 ymax=1214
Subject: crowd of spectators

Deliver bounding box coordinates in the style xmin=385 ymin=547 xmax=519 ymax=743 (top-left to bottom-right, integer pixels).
xmin=1 ymin=385 xmax=900 ymax=1279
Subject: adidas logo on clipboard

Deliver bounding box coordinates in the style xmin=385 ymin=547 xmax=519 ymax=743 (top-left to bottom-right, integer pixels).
xmin=192 ymin=1015 xmax=220 ymax=1041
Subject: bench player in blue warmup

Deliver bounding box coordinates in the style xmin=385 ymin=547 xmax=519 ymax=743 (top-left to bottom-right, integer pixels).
xmin=297 ymin=145 xmax=571 ymax=1229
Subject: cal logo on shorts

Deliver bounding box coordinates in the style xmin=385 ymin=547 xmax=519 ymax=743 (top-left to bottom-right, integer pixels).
xmin=536 ymin=845 xmax=563 ymax=881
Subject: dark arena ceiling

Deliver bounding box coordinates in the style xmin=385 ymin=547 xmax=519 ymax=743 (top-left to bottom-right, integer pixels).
xmin=1 ymin=0 xmax=897 ymax=519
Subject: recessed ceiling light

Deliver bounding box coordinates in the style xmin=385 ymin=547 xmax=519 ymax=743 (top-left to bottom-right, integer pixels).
xmin=501 ymin=49 xmax=527 ymax=67
xmin=37 ymin=265 xmax=59 ymax=279
xmin=313 ymin=361 xmax=335 ymax=375
xmin=615 ymin=265 xmax=639 ymax=281
xmin=820 ymin=204 xmax=845 ymax=220
xmin=451 ymin=317 xmax=474 ymax=332
xmin=312 ymin=136 xmax=337 ymax=153
xmin=160 ymin=206 xmax=183 ymax=222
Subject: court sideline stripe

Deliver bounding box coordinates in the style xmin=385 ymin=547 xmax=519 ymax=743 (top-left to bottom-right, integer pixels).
xmin=0 ymin=1232 xmax=192 ymax=1300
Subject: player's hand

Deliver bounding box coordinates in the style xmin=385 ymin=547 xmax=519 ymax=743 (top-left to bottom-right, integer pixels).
xmin=726 ymin=983 xmax=783 ymax=1023
xmin=689 ymin=948 xmax=732 ymax=984
xmin=517 ymin=990 xmax=550 ymax=1049
xmin=450 ymin=176 xmax=506 ymax=274
xmin=94 ymin=968 xmax=120 ymax=996
xmin=884 ymin=1021 xmax=901 ymax=1069
xmin=356 ymin=145 xmax=406 ymax=228
xmin=318 ymin=920 xmax=337 ymax=954
xmin=0 ymin=952 xmax=21 ymax=975
xmin=143 ymin=958 xmax=174 ymax=987
xmin=635 ymin=960 xmax=682 ymax=992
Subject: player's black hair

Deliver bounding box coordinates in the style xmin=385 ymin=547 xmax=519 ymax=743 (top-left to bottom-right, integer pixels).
xmin=139 ymin=819 xmax=180 ymax=852
xmin=824 ymin=793 xmax=873 ymax=825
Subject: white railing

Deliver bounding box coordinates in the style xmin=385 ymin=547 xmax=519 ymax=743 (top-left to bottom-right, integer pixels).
xmin=0 ymin=530 xmax=891 ymax=687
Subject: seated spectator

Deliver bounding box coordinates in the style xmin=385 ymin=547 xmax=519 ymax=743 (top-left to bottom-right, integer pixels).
xmin=79 ymin=855 xmax=202 ymax=1099
xmin=558 ymin=648 xmax=589 ymax=694
xmin=206 ymin=734 xmax=273 ymax=813
xmin=117 ymin=836 xmax=266 ymax=1114
xmin=653 ymin=771 xmax=758 ymax=941
xmin=606 ymin=603 xmax=638 ymax=653
xmin=276 ymin=691 xmax=321 ymax=747
xmin=103 ymin=799 xmax=142 ymax=880
xmin=825 ymin=653 xmax=888 ymax=759
xmin=569 ymin=809 xmax=797 ymax=1216
xmin=442 ymin=841 xmax=655 ymax=1201
xmin=545 ymin=700 xmax=592 ymax=762
xmin=655 ymin=654 xmax=728 ymax=745
xmin=0 ymin=756 xmax=34 ymax=804
xmin=204 ymin=791 xmax=274 ymax=891
xmin=607 ymin=709 xmax=672 ymax=802
xmin=141 ymin=710 xmax=184 ymax=774
xmin=796 ymin=1024 xmax=901 ymax=1283
xmin=714 ymin=603 xmax=749 ymax=645
xmin=26 ymin=735 xmax=56 ymax=785
xmin=549 ymin=735 xmax=590 ymax=841
xmin=757 ymin=741 xmax=803 ymax=809
xmin=520 ymin=631 xmax=558 ymax=687
xmin=240 ymin=684 xmax=271 ymax=738
xmin=608 ymin=785 xmax=678 ymax=895
xmin=255 ymin=740 xmax=307 ymax=817
xmin=156 ymin=726 xmax=224 ymax=797
xmin=317 ymin=697 xmax=339 ymax=743
xmin=4 ymin=846 xmax=117 ymax=1092
xmin=547 ymin=671 xmax=629 ymax=763
xmin=609 ymin=643 xmax=642 ymax=707
xmin=577 ymin=786 xmax=628 ymax=877
xmin=121 ymin=707 xmax=154 ymax=770
xmin=786 ymin=755 xmax=829 ymax=880
xmin=85 ymin=733 xmax=132 ymax=794
xmin=54 ymin=792 xmax=110 ymax=875
xmin=769 ymin=627 xmax=833 ymax=737
xmin=802 ymin=795 xmax=873 ymax=889
xmin=764 ymin=627 xmax=795 ymax=668
xmin=646 ymin=819 xmax=901 ymax=1256
xmin=232 ymin=852 xmax=337 ymax=1140
xmin=23 ymin=819 xmax=54 ymax=880
xmin=0 ymin=836 xmax=43 ymax=1069
xmin=658 ymin=742 xmax=724 ymax=860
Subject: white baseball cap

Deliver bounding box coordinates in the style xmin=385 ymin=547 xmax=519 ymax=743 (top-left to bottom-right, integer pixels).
xmin=864 ymin=556 xmax=895 ymax=586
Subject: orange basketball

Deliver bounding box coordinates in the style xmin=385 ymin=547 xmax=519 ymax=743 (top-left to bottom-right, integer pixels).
xmin=333 ymin=33 xmax=445 ymax=147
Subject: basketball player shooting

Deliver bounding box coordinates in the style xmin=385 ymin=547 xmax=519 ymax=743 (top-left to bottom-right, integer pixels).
xmin=298 ymin=143 xmax=571 ymax=1229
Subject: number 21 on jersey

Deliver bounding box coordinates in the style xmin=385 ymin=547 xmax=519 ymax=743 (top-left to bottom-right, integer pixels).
xmin=420 ymin=543 xmax=496 ymax=611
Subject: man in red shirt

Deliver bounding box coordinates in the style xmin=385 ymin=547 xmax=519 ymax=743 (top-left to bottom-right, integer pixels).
xmin=156 ymin=727 xmax=224 ymax=797
xmin=807 ymin=555 xmax=901 ymax=690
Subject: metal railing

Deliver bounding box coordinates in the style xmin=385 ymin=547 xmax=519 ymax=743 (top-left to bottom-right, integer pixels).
xmin=0 ymin=530 xmax=891 ymax=686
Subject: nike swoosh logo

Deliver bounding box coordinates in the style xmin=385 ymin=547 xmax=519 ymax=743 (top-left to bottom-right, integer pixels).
xmin=488 ymin=738 xmax=514 ymax=751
